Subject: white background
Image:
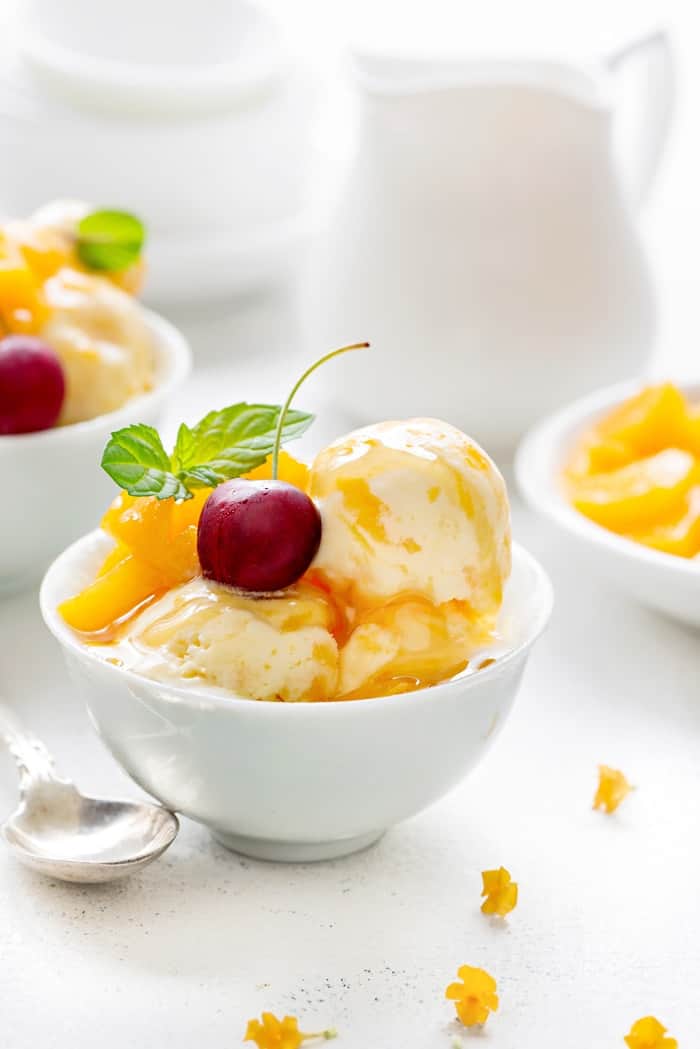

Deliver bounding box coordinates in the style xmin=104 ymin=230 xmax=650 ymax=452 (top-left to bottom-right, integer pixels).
xmin=1 ymin=2 xmax=699 ymax=1047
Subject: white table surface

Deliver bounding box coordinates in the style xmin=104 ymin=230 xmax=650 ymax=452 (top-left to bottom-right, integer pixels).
xmin=1 ymin=287 xmax=698 ymax=1049
xmin=2 ymin=2 xmax=700 ymax=1045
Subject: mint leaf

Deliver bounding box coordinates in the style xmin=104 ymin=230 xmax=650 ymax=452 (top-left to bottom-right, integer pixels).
xmin=101 ymin=403 xmax=313 ymax=501
xmin=101 ymin=424 xmax=190 ymax=501
xmin=76 ymin=209 xmax=145 ymax=272
xmin=171 ymin=403 xmax=313 ymax=488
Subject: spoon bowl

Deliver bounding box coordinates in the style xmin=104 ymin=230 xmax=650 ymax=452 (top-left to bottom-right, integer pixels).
xmin=3 ymin=787 xmax=178 ymax=883
xmin=0 ymin=706 xmax=178 ymax=883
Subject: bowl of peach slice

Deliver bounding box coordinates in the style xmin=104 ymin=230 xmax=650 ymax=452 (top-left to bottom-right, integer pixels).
xmin=516 ymin=380 xmax=700 ymax=627
xmin=41 ymin=345 xmax=552 ymax=861
xmin=0 ymin=201 xmax=191 ymax=593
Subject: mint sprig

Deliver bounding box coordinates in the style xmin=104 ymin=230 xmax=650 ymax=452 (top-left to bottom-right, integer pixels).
xmin=76 ymin=209 xmax=145 ymax=273
xmin=172 ymin=404 xmax=312 ymax=488
xmin=101 ymin=403 xmax=314 ymax=501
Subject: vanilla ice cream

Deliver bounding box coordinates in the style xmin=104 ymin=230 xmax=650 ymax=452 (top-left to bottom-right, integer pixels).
xmin=130 ymin=578 xmax=339 ymax=703
xmin=42 ymin=268 xmax=153 ymax=425
xmin=308 ymin=419 xmax=511 ymax=619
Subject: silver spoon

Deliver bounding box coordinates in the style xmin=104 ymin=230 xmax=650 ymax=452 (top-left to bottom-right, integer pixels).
xmin=0 ymin=704 xmax=178 ymax=883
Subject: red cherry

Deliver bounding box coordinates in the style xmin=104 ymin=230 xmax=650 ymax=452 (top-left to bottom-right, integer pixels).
xmin=0 ymin=336 xmax=65 ymax=435
xmin=197 ymin=479 xmax=322 ymax=592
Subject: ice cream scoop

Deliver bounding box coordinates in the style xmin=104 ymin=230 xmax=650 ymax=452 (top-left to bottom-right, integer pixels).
xmin=131 ymin=578 xmax=340 ymax=702
xmin=308 ymin=418 xmax=511 ymax=620
xmin=42 ymin=267 xmax=153 ymax=425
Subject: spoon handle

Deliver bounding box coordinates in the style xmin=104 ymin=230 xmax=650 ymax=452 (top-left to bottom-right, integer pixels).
xmin=0 ymin=702 xmax=70 ymax=795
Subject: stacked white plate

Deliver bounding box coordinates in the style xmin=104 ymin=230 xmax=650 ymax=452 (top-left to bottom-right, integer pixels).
xmin=0 ymin=0 xmax=320 ymax=303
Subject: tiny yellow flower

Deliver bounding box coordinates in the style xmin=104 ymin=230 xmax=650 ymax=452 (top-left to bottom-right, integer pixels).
xmin=244 ymin=1012 xmax=336 ymax=1049
xmin=480 ymin=866 xmax=518 ymax=917
xmin=593 ymin=765 xmax=633 ymax=813
xmin=445 ymin=965 xmax=499 ymax=1027
xmin=624 ymin=1015 xmax=678 ymax=1049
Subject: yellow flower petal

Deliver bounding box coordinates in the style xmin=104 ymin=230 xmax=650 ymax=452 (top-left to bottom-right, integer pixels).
xmin=456 ymin=965 xmax=497 ymax=993
xmin=243 ymin=1012 xmax=303 ymax=1049
xmin=624 ymin=1015 xmax=678 ymax=1049
xmin=243 ymin=1012 xmax=335 ymax=1049
xmin=593 ymin=765 xmax=633 ymax=814
xmin=445 ymin=966 xmax=499 ymax=1028
xmin=480 ymin=866 xmax=518 ymax=916
xmin=245 ymin=1020 xmax=263 ymax=1043
xmin=483 ymin=991 xmax=499 ymax=1012
xmin=456 ymin=999 xmax=490 ymax=1026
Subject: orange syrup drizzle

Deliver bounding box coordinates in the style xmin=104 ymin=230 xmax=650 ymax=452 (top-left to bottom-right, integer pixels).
xmin=74 ymin=588 xmax=166 ymax=645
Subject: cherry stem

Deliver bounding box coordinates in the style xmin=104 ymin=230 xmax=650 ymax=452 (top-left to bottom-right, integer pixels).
xmin=271 ymin=342 xmax=370 ymax=480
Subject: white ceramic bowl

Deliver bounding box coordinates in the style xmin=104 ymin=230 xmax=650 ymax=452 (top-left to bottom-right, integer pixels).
xmin=516 ymin=379 xmax=700 ymax=627
xmin=40 ymin=536 xmax=552 ymax=862
xmin=17 ymin=0 xmax=284 ymax=116
xmin=0 ymin=309 xmax=191 ymax=594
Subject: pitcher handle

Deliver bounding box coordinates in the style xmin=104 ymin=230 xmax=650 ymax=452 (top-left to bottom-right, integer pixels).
xmin=606 ymin=29 xmax=675 ymax=209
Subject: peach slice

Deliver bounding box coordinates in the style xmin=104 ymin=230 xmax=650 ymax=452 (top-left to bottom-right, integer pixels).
xmin=567 ymin=384 xmax=700 ymax=479
xmin=567 ymin=435 xmax=638 ymax=477
xmin=244 ymin=450 xmax=310 ymax=490
xmin=101 ymin=488 xmax=210 ymax=572
xmin=59 ymin=553 xmax=163 ymax=635
xmin=17 ymin=229 xmax=73 ymax=283
xmin=96 ymin=540 xmax=130 ymax=576
xmin=596 ymin=383 xmax=689 ymax=457
xmin=571 ymin=448 xmax=698 ymax=532
xmin=683 ymin=404 xmax=700 ymax=457
xmin=0 ymin=240 xmax=48 ymax=334
xmin=62 ymin=492 xmax=209 ymax=634
xmin=629 ymin=485 xmax=700 ymax=557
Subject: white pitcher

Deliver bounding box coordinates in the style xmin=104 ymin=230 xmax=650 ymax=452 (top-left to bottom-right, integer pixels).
xmin=305 ymin=31 xmax=674 ymax=451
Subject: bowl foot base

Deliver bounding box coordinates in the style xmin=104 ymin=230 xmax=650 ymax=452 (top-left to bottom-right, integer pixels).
xmin=211 ymin=828 xmax=384 ymax=863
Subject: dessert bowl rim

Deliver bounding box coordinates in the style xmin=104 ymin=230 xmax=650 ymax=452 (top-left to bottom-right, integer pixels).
xmin=515 ymin=376 xmax=700 ymax=577
xmin=0 ymin=307 xmax=191 ymax=447
xmin=40 ymin=534 xmax=553 ymax=716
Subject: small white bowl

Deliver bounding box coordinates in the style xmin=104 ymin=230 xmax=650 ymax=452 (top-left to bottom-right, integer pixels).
xmin=40 ymin=536 xmax=552 ymax=862
xmin=16 ymin=0 xmax=285 ymax=116
xmin=0 ymin=309 xmax=191 ymax=595
xmin=516 ymin=379 xmax=700 ymax=628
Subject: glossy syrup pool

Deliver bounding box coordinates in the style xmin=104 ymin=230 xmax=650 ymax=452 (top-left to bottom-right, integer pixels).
xmin=85 ymin=595 xmax=512 ymax=705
